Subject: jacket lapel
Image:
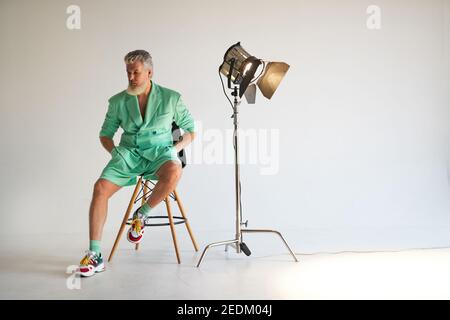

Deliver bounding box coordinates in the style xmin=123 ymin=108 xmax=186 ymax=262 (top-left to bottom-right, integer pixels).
xmin=126 ymin=94 xmax=143 ymax=127
xmin=125 ymin=80 xmax=161 ymax=128
xmin=144 ymin=82 xmax=161 ymax=126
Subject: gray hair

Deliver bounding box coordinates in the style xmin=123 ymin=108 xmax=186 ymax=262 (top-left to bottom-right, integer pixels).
xmin=124 ymin=50 xmax=153 ymax=70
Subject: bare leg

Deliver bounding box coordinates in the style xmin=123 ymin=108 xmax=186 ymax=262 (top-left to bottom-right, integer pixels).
xmin=89 ymin=178 xmax=122 ymax=241
xmin=146 ymin=160 xmax=182 ymax=208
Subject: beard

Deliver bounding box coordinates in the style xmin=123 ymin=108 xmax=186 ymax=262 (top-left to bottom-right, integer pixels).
xmin=126 ymin=81 xmax=148 ymax=96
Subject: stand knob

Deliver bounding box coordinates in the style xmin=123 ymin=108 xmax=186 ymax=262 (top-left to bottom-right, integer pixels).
xmin=240 ymin=242 xmax=252 ymax=256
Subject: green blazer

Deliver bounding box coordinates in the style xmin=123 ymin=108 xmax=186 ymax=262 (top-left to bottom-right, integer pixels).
xmin=99 ymin=81 xmax=195 ymax=164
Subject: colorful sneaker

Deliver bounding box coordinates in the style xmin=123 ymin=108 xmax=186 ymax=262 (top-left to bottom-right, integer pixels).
xmin=78 ymin=250 xmax=105 ymax=277
xmin=127 ymin=208 xmax=146 ymax=244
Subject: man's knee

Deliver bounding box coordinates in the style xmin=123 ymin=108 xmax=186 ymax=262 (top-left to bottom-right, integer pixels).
xmin=158 ymin=162 xmax=182 ymax=184
xmin=93 ymin=178 xmax=120 ymax=199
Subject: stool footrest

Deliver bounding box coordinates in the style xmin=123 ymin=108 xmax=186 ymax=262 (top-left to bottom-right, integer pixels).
xmin=126 ymin=215 xmax=186 ymax=227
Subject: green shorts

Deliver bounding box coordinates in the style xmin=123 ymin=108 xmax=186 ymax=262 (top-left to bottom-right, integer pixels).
xmin=100 ymin=145 xmax=181 ymax=187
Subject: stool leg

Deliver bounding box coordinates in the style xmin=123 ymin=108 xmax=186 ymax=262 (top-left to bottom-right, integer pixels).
xmin=173 ymin=189 xmax=199 ymax=251
xmin=108 ymin=177 xmax=142 ymax=262
xmin=135 ymin=179 xmax=149 ymax=251
xmin=165 ymin=196 xmax=181 ymax=264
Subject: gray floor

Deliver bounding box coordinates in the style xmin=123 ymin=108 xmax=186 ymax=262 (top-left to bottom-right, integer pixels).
xmin=1 ymin=232 xmax=450 ymax=300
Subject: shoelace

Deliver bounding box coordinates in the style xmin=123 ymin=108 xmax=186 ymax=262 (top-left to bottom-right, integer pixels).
xmin=80 ymin=251 xmax=95 ymax=266
xmin=132 ymin=218 xmax=143 ymax=234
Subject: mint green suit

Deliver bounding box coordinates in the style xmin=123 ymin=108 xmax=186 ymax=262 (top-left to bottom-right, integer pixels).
xmin=99 ymin=81 xmax=195 ymax=186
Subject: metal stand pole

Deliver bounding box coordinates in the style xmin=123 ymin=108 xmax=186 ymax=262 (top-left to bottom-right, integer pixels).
xmin=196 ymin=87 xmax=299 ymax=267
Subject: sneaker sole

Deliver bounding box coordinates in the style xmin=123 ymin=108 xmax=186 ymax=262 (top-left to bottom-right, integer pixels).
xmin=127 ymin=229 xmax=144 ymax=244
xmin=79 ymin=263 xmax=105 ymax=277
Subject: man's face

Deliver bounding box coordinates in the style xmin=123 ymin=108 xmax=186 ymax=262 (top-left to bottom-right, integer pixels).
xmin=126 ymin=61 xmax=152 ymax=89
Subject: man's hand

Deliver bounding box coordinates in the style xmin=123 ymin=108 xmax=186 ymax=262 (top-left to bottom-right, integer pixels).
xmin=100 ymin=136 xmax=116 ymax=154
xmin=174 ymin=132 xmax=196 ymax=152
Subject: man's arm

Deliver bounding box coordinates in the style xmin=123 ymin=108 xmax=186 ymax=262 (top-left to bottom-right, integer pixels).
xmin=99 ymin=98 xmax=120 ymax=153
xmin=174 ymin=132 xmax=195 ymax=153
xmin=100 ymin=136 xmax=116 ymax=154
xmin=173 ymin=95 xmax=196 ymax=152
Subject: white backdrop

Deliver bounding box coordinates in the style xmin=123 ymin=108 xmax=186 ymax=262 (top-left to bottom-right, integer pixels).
xmin=0 ymin=0 xmax=449 ymax=252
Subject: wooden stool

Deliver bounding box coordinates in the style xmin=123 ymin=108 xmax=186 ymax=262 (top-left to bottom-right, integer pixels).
xmin=108 ymin=176 xmax=199 ymax=264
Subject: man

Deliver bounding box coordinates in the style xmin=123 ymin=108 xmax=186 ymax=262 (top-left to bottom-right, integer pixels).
xmin=78 ymin=50 xmax=196 ymax=277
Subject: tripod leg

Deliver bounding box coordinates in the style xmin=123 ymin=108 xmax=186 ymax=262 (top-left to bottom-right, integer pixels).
xmin=242 ymin=229 xmax=299 ymax=262
xmin=196 ymin=239 xmax=239 ymax=267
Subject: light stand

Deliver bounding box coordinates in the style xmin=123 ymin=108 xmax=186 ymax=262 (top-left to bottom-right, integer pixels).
xmin=196 ymin=83 xmax=299 ymax=267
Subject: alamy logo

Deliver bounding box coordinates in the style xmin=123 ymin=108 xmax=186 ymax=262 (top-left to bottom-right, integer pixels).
xmin=367 ymin=5 xmax=382 ymax=30
xmin=66 ymin=5 xmax=81 ymax=30
xmin=66 ymin=265 xmax=81 ymax=290
xmin=186 ymin=121 xmax=280 ymax=175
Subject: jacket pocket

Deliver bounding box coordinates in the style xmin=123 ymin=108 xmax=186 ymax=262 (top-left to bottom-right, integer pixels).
xmin=111 ymin=147 xmax=118 ymax=157
xmin=114 ymin=145 xmax=130 ymax=160
xmin=155 ymin=112 xmax=172 ymax=127
xmin=156 ymin=112 xmax=170 ymax=118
